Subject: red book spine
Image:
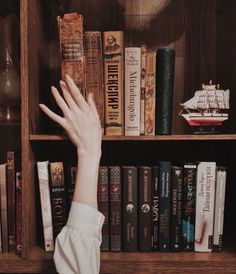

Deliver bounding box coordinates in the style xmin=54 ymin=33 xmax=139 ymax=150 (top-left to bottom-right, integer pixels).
xmin=16 ymin=172 xmax=22 ymax=256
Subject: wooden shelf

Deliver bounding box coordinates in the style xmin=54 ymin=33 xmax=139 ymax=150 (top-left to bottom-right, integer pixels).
xmin=29 ymin=134 xmax=236 ymax=141
xmin=0 ymin=247 xmax=236 ymax=273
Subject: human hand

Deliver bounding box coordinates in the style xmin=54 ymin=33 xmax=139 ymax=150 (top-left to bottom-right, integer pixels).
xmin=39 ymin=75 xmax=102 ymax=159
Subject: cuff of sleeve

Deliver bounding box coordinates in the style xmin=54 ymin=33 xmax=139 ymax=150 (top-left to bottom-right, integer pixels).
xmin=67 ymin=201 xmax=105 ymax=240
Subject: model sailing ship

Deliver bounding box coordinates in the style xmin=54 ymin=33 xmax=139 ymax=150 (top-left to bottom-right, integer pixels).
xmin=180 ymin=81 xmax=230 ymax=128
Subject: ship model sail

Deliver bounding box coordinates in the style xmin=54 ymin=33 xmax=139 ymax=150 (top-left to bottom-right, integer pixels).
xmin=180 ymin=81 xmax=230 ymax=127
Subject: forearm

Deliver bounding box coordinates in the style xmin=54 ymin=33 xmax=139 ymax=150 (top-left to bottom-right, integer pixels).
xmin=73 ymin=152 xmax=101 ymax=209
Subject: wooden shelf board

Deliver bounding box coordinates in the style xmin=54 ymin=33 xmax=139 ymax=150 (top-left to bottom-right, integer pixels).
xmin=29 ymin=134 xmax=236 ymax=141
xmin=0 ymin=247 xmax=236 ymax=273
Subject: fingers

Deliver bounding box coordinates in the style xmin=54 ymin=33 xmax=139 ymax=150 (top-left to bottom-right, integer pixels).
xmin=87 ymin=93 xmax=100 ymax=121
xmin=60 ymin=81 xmax=80 ymax=113
xmin=39 ymin=104 xmax=65 ymax=127
xmin=51 ymin=86 xmax=70 ymax=117
xmin=65 ymin=74 xmax=87 ymax=109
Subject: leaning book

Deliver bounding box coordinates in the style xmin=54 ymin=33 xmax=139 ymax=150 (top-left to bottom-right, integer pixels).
xmin=37 ymin=161 xmax=54 ymax=252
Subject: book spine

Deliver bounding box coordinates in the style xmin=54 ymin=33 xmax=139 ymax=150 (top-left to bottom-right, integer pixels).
xmin=155 ymin=48 xmax=175 ymax=135
xmin=125 ymin=47 xmax=141 ymax=136
xmin=7 ymin=151 xmax=16 ymax=252
xmin=98 ymin=166 xmax=109 ymax=251
xmin=16 ymin=172 xmax=22 ymax=256
xmin=139 ymin=166 xmax=152 ymax=251
xmin=0 ymin=164 xmax=8 ymax=252
xmin=84 ymin=31 xmax=105 ymax=133
xmin=68 ymin=166 xmax=77 ymax=206
xmin=37 ymin=161 xmax=54 ymax=251
xmin=109 ymin=166 xmax=121 ymax=251
xmin=49 ymin=162 xmax=67 ymax=240
xmin=57 ymin=13 xmax=86 ymax=96
xmin=182 ymin=163 xmax=197 ymax=251
xmin=171 ymin=166 xmax=183 ymax=251
xmin=122 ymin=166 xmax=138 ymax=251
xmin=140 ymin=45 xmax=147 ymax=135
xmin=103 ymin=31 xmax=124 ymax=136
xmin=159 ymin=161 xmax=171 ymax=251
xmin=195 ymin=162 xmax=216 ymax=252
xmin=152 ymin=166 xmax=159 ymax=251
xmin=145 ymin=51 xmax=156 ymax=135
xmin=213 ymin=166 xmax=227 ymax=252
xmin=0 ymin=206 xmax=1 ymax=252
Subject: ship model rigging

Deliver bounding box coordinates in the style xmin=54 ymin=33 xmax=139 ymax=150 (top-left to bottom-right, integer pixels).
xmin=179 ymin=81 xmax=230 ymax=133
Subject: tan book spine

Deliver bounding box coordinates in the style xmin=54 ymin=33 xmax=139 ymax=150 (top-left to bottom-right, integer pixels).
xmin=125 ymin=47 xmax=141 ymax=136
xmin=145 ymin=51 xmax=156 ymax=135
xmin=0 ymin=164 xmax=8 ymax=252
xmin=84 ymin=32 xmax=104 ymax=133
xmin=140 ymin=45 xmax=147 ymax=135
xmin=57 ymin=13 xmax=86 ymax=96
xmin=37 ymin=161 xmax=54 ymax=252
xmin=103 ymin=31 xmax=124 ymax=136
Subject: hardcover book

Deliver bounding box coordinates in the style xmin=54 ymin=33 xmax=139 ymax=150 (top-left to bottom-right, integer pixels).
xmin=103 ymin=31 xmax=124 ymax=136
xmin=49 ymin=162 xmax=67 ymax=239
xmin=213 ymin=166 xmax=227 ymax=252
xmin=140 ymin=45 xmax=147 ymax=135
xmin=159 ymin=161 xmax=171 ymax=251
xmin=0 ymin=164 xmax=8 ymax=252
xmin=145 ymin=51 xmax=156 ymax=135
xmin=84 ymin=31 xmax=104 ymax=132
xmin=67 ymin=166 xmax=77 ymax=206
xmin=98 ymin=166 xmax=109 ymax=251
xmin=195 ymin=162 xmax=216 ymax=252
xmin=182 ymin=163 xmax=197 ymax=251
xmin=16 ymin=172 xmax=22 ymax=256
xmin=122 ymin=166 xmax=138 ymax=251
xmin=152 ymin=166 xmax=159 ymax=251
xmin=171 ymin=166 xmax=183 ymax=251
xmin=109 ymin=166 xmax=121 ymax=251
xmin=37 ymin=161 xmax=54 ymax=251
xmin=139 ymin=166 xmax=152 ymax=251
xmin=125 ymin=47 xmax=141 ymax=136
xmin=57 ymin=13 xmax=86 ymax=96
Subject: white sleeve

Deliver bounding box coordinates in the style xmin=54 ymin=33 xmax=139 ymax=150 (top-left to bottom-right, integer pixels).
xmin=53 ymin=201 xmax=105 ymax=274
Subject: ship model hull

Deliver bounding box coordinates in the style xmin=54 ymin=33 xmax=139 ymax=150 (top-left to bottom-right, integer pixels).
xmin=182 ymin=113 xmax=228 ymax=126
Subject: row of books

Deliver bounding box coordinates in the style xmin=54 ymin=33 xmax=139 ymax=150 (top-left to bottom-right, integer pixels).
xmin=57 ymin=13 xmax=175 ymax=136
xmin=0 ymin=151 xmax=21 ymax=255
xmin=98 ymin=163 xmax=227 ymax=252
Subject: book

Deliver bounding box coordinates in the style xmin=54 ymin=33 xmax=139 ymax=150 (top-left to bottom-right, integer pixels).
xmin=103 ymin=31 xmax=124 ymax=136
xmin=49 ymin=162 xmax=67 ymax=239
xmin=84 ymin=31 xmax=104 ymax=132
xmin=16 ymin=172 xmax=22 ymax=256
xmin=151 ymin=166 xmax=159 ymax=251
xmin=159 ymin=161 xmax=171 ymax=251
xmin=182 ymin=163 xmax=197 ymax=251
xmin=171 ymin=166 xmax=183 ymax=251
xmin=125 ymin=47 xmax=141 ymax=136
xmin=145 ymin=51 xmax=156 ymax=135
xmin=195 ymin=162 xmax=216 ymax=252
xmin=109 ymin=166 xmax=121 ymax=251
xmin=98 ymin=166 xmax=109 ymax=251
xmin=155 ymin=48 xmax=175 ymax=135
xmin=67 ymin=166 xmax=77 ymax=206
xmin=122 ymin=166 xmax=138 ymax=251
xmin=139 ymin=166 xmax=152 ymax=251
xmin=37 ymin=161 xmax=54 ymax=252
xmin=140 ymin=45 xmax=147 ymax=135
xmin=57 ymin=13 xmax=86 ymax=96
xmin=0 ymin=164 xmax=8 ymax=252
xmin=213 ymin=166 xmax=227 ymax=252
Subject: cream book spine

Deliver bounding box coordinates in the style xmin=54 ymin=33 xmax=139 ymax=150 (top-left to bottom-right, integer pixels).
xmin=37 ymin=161 xmax=54 ymax=252
xmin=125 ymin=47 xmax=141 ymax=136
xmin=195 ymin=162 xmax=216 ymax=252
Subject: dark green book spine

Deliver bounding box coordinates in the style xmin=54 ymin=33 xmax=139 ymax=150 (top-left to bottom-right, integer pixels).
xmin=155 ymin=48 xmax=175 ymax=135
xmin=122 ymin=166 xmax=138 ymax=251
xmin=159 ymin=161 xmax=171 ymax=251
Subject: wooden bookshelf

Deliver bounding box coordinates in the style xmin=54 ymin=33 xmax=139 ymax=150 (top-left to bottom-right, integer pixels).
xmin=0 ymin=0 xmax=235 ymax=273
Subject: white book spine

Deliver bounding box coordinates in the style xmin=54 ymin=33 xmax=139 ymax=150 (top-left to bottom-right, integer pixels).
xmin=195 ymin=162 xmax=216 ymax=252
xmin=213 ymin=167 xmax=227 ymax=251
xmin=125 ymin=47 xmax=141 ymax=136
xmin=37 ymin=161 xmax=54 ymax=252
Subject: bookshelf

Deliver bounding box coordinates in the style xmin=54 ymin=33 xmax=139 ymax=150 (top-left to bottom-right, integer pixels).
xmin=0 ymin=0 xmax=236 ymax=273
